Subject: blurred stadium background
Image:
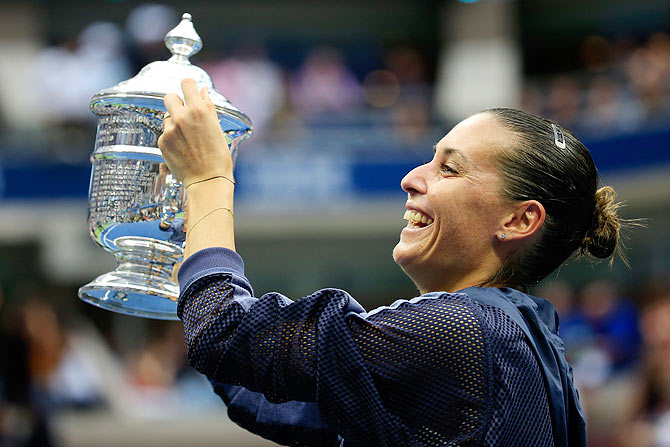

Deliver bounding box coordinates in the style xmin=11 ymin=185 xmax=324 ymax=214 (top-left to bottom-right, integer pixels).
xmin=0 ymin=0 xmax=668 ymax=446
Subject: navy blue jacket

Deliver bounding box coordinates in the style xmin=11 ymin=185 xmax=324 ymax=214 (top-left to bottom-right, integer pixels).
xmin=178 ymin=247 xmax=586 ymax=446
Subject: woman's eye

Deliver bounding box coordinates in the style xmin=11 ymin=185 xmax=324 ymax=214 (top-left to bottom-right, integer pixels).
xmin=441 ymin=164 xmax=459 ymax=175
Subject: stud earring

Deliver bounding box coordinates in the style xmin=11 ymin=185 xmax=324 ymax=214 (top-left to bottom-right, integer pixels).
xmin=500 ymin=233 xmax=506 ymax=240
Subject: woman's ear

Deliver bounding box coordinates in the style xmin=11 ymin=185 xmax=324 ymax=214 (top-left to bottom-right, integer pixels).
xmin=499 ymin=200 xmax=546 ymax=242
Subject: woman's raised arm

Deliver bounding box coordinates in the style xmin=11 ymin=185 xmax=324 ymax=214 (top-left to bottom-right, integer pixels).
xmin=158 ymin=78 xmax=237 ymax=259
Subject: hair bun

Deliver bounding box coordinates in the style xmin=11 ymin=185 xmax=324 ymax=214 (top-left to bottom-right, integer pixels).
xmin=581 ymin=186 xmax=621 ymax=259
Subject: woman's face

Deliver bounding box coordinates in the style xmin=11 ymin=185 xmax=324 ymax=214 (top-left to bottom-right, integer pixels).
xmin=392 ymin=112 xmax=515 ymax=293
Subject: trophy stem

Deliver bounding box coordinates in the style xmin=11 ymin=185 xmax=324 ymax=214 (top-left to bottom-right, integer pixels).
xmin=78 ymin=237 xmax=182 ymax=320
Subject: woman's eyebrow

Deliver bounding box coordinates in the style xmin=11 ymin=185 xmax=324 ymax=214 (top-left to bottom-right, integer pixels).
xmin=433 ymin=145 xmax=471 ymax=164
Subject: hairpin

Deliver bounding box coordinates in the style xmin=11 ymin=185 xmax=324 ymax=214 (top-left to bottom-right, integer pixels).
xmin=551 ymin=123 xmax=566 ymax=149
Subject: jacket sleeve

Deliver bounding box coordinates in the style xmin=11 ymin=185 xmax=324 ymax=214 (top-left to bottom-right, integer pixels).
xmin=178 ymin=247 xmax=492 ymax=447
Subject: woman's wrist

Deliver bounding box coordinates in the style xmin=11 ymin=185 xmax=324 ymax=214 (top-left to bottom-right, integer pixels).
xmin=185 ymin=177 xmax=234 ymax=225
xmin=183 ymin=177 xmax=236 ymax=258
xmin=185 ymin=174 xmax=235 ymax=189
xmin=185 ymin=176 xmax=234 ymax=200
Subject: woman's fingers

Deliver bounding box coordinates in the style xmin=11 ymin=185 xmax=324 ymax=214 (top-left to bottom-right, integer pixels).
xmin=200 ymin=87 xmax=216 ymax=111
xmin=164 ymin=92 xmax=184 ymax=117
xmin=164 ymin=79 xmax=212 ymax=118
xmin=181 ymin=78 xmax=201 ymax=106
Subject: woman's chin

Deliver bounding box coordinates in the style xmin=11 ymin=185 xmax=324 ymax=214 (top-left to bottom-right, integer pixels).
xmin=392 ymin=241 xmax=416 ymax=270
xmin=393 ymin=245 xmax=431 ymax=292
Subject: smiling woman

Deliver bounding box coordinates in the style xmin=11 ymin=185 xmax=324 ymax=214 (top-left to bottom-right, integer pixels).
xmin=157 ymin=79 xmax=626 ymax=447
xmin=393 ymin=112 xmax=529 ymax=295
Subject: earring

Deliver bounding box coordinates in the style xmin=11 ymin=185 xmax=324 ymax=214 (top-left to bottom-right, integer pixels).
xmin=500 ymin=233 xmax=506 ymax=240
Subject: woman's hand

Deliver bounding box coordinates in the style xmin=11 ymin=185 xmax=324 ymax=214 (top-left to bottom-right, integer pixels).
xmin=158 ymin=78 xmax=233 ymax=186
xmin=160 ymin=79 xmax=237 ymax=258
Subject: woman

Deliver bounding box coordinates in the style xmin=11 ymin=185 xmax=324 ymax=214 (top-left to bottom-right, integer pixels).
xmin=159 ymin=79 xmax=623 ymax=446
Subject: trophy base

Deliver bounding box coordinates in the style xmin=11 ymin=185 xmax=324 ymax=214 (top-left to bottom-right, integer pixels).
xmin=78 ymin=271 xmax=179 ymax=321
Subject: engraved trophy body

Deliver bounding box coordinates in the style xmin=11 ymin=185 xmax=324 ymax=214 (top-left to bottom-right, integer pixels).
xmin=78 ymin=13 xmax=252 ymax=320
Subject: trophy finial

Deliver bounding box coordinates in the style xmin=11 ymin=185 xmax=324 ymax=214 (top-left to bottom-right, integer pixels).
xmin=164 ymin=12 xmax=202 ymax=62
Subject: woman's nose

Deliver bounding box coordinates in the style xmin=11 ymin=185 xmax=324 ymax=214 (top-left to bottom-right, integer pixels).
xmin=401 ymin=163 xmax=428 ymax=195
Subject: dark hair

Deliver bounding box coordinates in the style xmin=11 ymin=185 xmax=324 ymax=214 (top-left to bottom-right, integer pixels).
xmin=483 ymin=108 xmax=623 ymax=290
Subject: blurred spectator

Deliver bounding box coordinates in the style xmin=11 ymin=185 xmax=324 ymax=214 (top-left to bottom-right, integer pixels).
xmin=565 ymin=280 xmax=643 ymax=445
xmin=363 ymin=69 xmax=401 ymax=109
xmin=290 ymin=46 xmax=363 ymax=117
xmin=607 ymin=284 xmax=670 ymax=447
xmin=579 ymin=280 xmax=641 ymax=375
xmin=202 ymin=40 xmax=286 ymax=144
xmin=536 ymin=281 xmax=592 ymax=363
xmin=386 ymin=45 xmax=428 ymax=89
xmin=387 ymin=46 xmax=433 ymax=146
xmin=580 ymin=35 xmax=615 ymax=73
xmin=121 ymin=322 xmax=221 ymax=418
xmin=582 ymin=75 xmax=642 ymax=135
xmin=0 ymin=295 xmax=55 ymax=446
xmin=77 ymin=22 xmax=132 ymax=100
xmin=535 ymin=33 xmax=670 ymax=137
xmin=520 ymin=83 xmax=545 ymax=117
xmin=625 ymin=32 xmax=670 ymax=126
xmin=18 ymin=298 xmax=106 ymax=409
xmin=390 ymin=96 xmax=432 ymax=145
xmin=125 ymin=3 xmax=178 ymax=73
xmin=29 ymin=35 xmax=84 ymax=121
xmin=360 ymin=45 xmax=435 ymax=149
xmin=125 ymin=323 xmax=187 ymax=389
xmin=545 ymin=75 xmax=582 ymax=131
xmin=29 ymin=21 xmax=131 ymax=162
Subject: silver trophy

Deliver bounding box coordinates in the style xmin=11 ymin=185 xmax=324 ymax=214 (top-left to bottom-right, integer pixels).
xmin=78 ymin=13 xmax=252 ymax=320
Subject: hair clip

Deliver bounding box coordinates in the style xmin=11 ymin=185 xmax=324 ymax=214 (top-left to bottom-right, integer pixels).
xmin=552 ymin=123 xmax=566 ymax=149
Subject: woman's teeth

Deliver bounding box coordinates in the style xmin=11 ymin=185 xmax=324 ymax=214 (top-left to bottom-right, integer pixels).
xmin=403 ymin=210 xmax=433 ymax=228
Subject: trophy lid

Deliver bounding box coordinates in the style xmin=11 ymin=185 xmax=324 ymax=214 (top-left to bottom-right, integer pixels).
xmin=90 ymin=13 xmax=251 ymax=135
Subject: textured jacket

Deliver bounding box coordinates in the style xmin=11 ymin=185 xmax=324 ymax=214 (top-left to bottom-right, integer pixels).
xmin=178 ymin=247 xmax=586 ymax=447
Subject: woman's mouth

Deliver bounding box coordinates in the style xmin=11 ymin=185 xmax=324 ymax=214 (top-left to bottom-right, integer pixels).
xmin=403 ymin=209 xmax=434 ymax=229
